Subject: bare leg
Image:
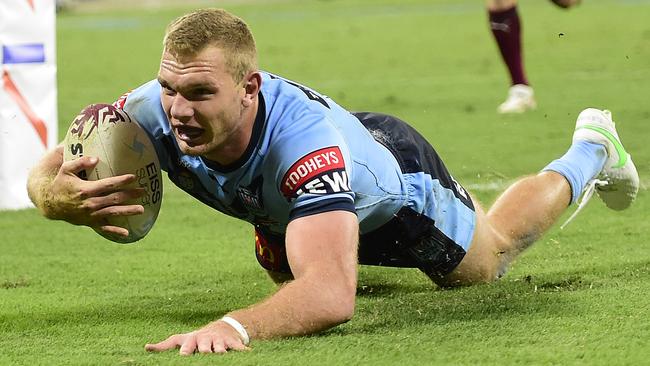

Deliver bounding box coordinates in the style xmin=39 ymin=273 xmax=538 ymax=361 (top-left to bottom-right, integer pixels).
xmin=437 ymin=108 xmax=634 ymax=287
xmin=486 ymin=171 xmax=571 ymax=252
xmin=486 ymin=0 xmax=518 ymax=12
xmin=437 ymin=171 xmax=571 ymax=286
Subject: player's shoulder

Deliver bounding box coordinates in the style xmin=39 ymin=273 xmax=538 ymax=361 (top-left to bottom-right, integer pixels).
xmin=260 ymin=71 xmax=333 ymax=113
xmin=112 ymin=79 xmax=167 ymax=137
xmin=113 ymin=79 xmax=161 ymax=110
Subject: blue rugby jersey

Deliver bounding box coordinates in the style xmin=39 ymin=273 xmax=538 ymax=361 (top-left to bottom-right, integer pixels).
xmin=114 ymin=72 xmax=475 ymax=254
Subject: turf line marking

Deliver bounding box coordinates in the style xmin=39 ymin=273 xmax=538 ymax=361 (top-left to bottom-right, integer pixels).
xmin=466 ymin=179 xmax=648 ymax=192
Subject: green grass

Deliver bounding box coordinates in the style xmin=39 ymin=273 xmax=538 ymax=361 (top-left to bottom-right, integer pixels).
xmin=2 ymin=0 xmax=649 ymax=364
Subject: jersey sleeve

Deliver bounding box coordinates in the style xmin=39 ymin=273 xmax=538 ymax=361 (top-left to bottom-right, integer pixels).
xmin=267 ymin=111 xmax=356 ymax=222
xmin=112 ymin=80 xmax=172 ymax=172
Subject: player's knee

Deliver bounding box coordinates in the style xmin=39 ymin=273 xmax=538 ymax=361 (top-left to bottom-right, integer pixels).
xmin=435 ymin=263 xmax=501 ymax=288
xmin=434 ymin=223 xmax=512 ymax=287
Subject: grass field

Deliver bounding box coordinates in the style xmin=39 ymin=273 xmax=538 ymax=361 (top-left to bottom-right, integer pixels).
xmin=1 ymin=0 xmax=649 ymax=364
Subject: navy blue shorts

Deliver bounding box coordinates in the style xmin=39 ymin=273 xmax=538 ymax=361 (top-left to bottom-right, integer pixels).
xmin=255 ymin=112 xmax=475 ymax=279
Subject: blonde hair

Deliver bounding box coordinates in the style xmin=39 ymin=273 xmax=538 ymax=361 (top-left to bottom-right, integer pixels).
xmin=163 ymin=8 xmax=258 ymax=82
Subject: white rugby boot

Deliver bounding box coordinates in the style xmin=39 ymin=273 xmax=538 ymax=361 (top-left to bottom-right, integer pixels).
xmin=561 ymin=108 xmax=639 ymax=228
xmin=497 ymin=84 xmax=537 ymax=114
xmin=573 ymin=108 xmax=639 ymax=210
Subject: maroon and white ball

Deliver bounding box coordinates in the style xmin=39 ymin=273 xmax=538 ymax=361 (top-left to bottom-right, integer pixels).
xmin=63 ymin=103 xmax=162 ymax=243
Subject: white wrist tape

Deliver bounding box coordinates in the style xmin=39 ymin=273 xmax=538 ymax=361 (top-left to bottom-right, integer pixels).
xmin=220 ymin=316 xmax=250 ymax=345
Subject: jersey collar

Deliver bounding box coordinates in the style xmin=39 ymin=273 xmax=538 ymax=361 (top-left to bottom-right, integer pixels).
xmin=202 ymin=93 xmax=266 ymax=173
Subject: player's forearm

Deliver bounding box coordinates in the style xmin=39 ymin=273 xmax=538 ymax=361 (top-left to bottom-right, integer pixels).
xmin=225 ymin=269 xmax=356 ymax=340
xmin=27 ymin=146 xmax=63 ymax=217
xmin=200 ymin=211 xmax=359 ymax=344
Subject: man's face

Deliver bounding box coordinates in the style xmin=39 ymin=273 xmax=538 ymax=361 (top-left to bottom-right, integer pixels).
xmin=157 ymin=45 xmax=247 ymax=161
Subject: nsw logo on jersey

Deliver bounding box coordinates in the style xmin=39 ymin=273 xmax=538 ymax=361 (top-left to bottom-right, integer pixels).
xmin=235 ymin=175 xmax=265 ymax=213
xmin=281 ymin=146 xmax=350 ymax=199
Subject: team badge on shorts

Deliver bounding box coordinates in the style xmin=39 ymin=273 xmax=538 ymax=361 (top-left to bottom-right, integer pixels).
xmin=281 ymin=146 xmax=350 ymax=200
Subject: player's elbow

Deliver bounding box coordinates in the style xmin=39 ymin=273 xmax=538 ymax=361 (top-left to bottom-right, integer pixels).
xmin=336 ymin=267 xmax=358 ymax=322
xmin=321 ymin=297 xmax=355 ymax=327
xmin=335 ymin=295 xmax=356 ymax=323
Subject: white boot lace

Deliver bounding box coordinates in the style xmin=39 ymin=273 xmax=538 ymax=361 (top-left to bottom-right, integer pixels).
xmin=560 ymin=178 xmax=609 ymax=229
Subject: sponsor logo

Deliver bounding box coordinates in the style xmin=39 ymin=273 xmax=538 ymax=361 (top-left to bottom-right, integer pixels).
xmin=136 ymin=162 xmax=162 ymax=205
xmin=69 ymin=104 xmax=131 ymax=140
xmin=2 ymin=44 xmax=45 ymax=64
xmin=69 ymin=143 xmax=83 ymax=156
xmin=68 ymin=143 xmax=87 ymax=180
xmin=255 ymin=228 xmax=289 ymax=272
xmin=281 ymin=146 xmax=350 ymax=199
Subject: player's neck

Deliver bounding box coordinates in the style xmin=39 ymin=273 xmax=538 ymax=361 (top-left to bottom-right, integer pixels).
xmin=203 ymin=97 xmax=259 ymax=167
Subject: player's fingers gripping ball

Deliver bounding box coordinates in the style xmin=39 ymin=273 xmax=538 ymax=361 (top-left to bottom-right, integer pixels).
xmin=63 ymin=103 xmax=162 ymax=243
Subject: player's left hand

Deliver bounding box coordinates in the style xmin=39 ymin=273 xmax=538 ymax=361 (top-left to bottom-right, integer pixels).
xmin=144 ymin=320 xmax=250 ymax=355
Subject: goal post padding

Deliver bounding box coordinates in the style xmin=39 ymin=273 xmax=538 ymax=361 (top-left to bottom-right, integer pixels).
xmin=0 ymin=0 xmax=57 ymax=210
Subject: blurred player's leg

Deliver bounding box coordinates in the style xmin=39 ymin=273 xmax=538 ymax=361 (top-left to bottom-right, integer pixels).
xmin=487 ymin=0 xmax=536 ymax=114
xmin=497 ymin=84 xmax=536 ymax=114
xmin=437 ymin=108 xmax=638 ymax=286
xmin=550 ymin=0 xmax=581 ymax=9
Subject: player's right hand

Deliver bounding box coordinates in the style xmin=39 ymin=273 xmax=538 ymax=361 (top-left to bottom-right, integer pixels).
xmin=145 ymin=320 xmax=250 ymax=355
xmin=47 ymin=155 xmax=146 ymax=237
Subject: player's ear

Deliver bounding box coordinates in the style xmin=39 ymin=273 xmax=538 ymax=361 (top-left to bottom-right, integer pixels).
xmin=242 ymin=72 xmax=261 ymax=108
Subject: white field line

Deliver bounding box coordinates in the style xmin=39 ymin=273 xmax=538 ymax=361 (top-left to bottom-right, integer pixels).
xmin=465 ymin=179 xmax=649 ymax=193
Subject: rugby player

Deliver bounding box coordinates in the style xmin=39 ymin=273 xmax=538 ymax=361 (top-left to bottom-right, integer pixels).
xmin=27 ymin=8 xmax=637 ymax=355
xmin=487 ymin=0 xmax=581 ymax=113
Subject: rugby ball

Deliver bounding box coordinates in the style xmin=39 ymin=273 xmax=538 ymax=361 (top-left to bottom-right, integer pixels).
xmin=63 ymin=103 xmax=163 ymax=243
